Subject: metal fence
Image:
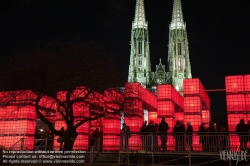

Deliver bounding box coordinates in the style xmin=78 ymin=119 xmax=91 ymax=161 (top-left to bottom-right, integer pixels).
xmin=1 ymin=132 xmax=250 ymax=165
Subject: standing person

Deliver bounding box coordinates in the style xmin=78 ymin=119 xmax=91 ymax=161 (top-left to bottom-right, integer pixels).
xmin=154 ymin=123 xmax=159 ymax=151
xmin=186 ymin=122 xmax=193 ymax=151
xmin=236 ymin=119 xmax=248 ymax=151
xmin=206 ymin=121 xmax=217 ymax=152
xmin=146 ymin=121 xmax=156 ymax=151
xmin=173 ymin=120 xmax=185 ymax=151
xmin=121 ymin=123 xmax=131 ymax=150
xmin=197 ymin=123 xmax=207 ymax=152
xmin=158 ymin=118 xmax=169 ymax=151
xmin=57 ymin=127 xmax=65 ymax=151
xmin=140 ymin=121 xmax=148 ymax=150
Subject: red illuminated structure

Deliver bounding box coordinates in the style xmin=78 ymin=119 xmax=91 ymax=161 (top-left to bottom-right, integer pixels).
xmin=2 ymin=75 xmax=250 ymax=152
xmin=157 ymin=84 xmax=184 ymax=150
xmin=225 ymin=75 xmax=250 ymax=150
xmin=183 ymin=78 xmax=211 ymax=151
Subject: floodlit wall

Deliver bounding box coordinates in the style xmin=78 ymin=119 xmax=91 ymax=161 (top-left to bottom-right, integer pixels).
xmin=183 ymin=78 xmax=211 ymax=151
xmin=225 ymin=74 xmax=250 ymax=150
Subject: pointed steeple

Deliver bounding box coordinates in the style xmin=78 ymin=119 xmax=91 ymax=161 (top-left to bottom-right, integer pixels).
xmin=170 ymin=0 xmax=185 ymax=30
xmin=132 ymin=0 xmax=147 ymax=29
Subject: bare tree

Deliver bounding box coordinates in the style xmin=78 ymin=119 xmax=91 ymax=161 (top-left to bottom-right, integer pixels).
xmin=0 ymin=42 xmax=139 ymax=151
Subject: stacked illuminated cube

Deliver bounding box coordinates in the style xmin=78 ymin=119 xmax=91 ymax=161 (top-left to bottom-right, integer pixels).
xmin=225 ymin=75 xmax=250 ymax=150
xmin=0 ymin=91 xmax=36 ymax=150
xmin=157 ymin=84 xmax=184 ymax=150
xmin=123 ymin=83 xmax=145 ymax=150
xmin=102 ymin=89 xmax=124 ymax=150
xmin=183 ymin=78 xmax=211 ymax=151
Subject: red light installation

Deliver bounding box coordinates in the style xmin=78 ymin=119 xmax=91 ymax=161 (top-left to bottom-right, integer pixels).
xmin=244 ymin=75 xmax=250 ymax=92
xmin=157 ymin=85 xmax=184 ymax=108
xmin=246 ymin=94 xmax=250 ymax=111
xmin=157 ymin=101 xmax=174 ymax=116
xmin=183 ymin=78 xmax=210 ymax=109
xmin=184 ymin=97 xmax=202 ymax=112
xmin=103 ymin=135 xmax=120 ymax=150
xmin=148 ymin=112 xmax=158 ymax=123
xmin=225 ymin=75 xmax=244 ymax=93
xmin=226 ymin=95 xmax=246 ymax=111
xmin=0 ymin=91 xmax=37 ymax=150
xmin=227 ymin=113 xmax=247 ymax=132
xmin=124 ymin=116 xmax=143 ymax=132
xmin=229 ymin=135 xmax=241 ymax=151
xmin=201 ymin=110 xmax=210 ymax=124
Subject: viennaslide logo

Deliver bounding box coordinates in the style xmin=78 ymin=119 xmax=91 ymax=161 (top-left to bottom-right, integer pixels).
xmin=219 ymin=146 xmax=248 ymax=165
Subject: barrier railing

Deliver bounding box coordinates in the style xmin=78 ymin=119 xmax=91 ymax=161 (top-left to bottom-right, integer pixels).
xmin=1 ymin=133 xmax=250 ymax=165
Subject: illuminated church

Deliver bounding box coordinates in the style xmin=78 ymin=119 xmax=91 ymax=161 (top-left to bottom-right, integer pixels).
xmin=128 ymin=0 xmax=192 ymax=93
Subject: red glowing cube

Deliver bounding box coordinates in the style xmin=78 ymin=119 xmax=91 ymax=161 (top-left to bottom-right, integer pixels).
xmin=124 ymin=116 xmax=143 ymax=132
xmin=246 ymin=94 xmax=250 ymax=111
xmin=148 ymin=112 xmax=158 ymax=123
xmin=225 ymin=75 xmax=244 ymax=93
xmin=103 ymin=135 xmax=120 ymax=150
xmin=226 ymin=94 xmax=246 ymax=111
xmin=0 ymin=120 xmax=36 ymax=135
xmin=244 ymin=75 xmax=250 ymax=92
xmin=227 ymin=113 xmax=247 ymax=132
xmin=201 ymin=110 xmax=211 ymax=123
xmin=184 ymin=115 xmax=201 ymax=131
xmin=157 ymin=101 xmax=174 ymax=116
xmin=184 ymin=96 xmax=202 ymax=112
xmin=183 ymin=78 xmax=205 ymax=95
xmin=103 ymin=118 xmax=121 ymax=134
xmin=157 ymin=84 xmax=184 ymax=108
xmin=174 ymin=112 xmax=184 ymax=122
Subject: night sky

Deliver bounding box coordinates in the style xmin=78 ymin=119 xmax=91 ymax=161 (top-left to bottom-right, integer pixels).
xmin=1 ymin=0 xmax=250 ymax=127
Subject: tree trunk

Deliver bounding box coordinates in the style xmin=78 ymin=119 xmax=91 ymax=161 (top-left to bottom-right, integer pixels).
xmin=63 ymin=130 xmax=77 ymax=151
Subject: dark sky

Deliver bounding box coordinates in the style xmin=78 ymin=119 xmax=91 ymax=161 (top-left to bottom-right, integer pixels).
xmin=1 ymin=0 xmax=250 ymax=126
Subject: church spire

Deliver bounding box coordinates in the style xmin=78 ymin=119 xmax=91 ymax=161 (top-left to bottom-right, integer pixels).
xmin=170 ymin=0 xmax=185 ymax=30
xmin=128 ymin=0 xmax=151 ymax=88
xmin=132 ymin=0 xmax=147 ymax=29
xmin=167 ymin=0 xmax=192 ymax=94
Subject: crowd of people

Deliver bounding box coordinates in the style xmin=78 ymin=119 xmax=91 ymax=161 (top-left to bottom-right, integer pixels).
xmin=120 ymin=118 xmax=250 ymax=152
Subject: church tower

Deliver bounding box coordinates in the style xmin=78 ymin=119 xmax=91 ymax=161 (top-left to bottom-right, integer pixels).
xmin=128 ymin=0 xmax=151 ymax=88
xmin=168 ymin=0 xmax=192 ymax=93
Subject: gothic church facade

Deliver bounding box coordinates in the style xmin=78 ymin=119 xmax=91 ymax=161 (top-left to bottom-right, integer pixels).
xmin=127 ymin=0 xmax=192 ymax=94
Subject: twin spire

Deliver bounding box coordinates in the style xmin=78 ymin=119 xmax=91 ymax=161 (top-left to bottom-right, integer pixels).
xmin=133 ymin=0 xmax=185 ymax=30
xmin=170 ymin=0 xmax=185 ymax=30
xmin=132 ymin=0 xmax=147 ymax=29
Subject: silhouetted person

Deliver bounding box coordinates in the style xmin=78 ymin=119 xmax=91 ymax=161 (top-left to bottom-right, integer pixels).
xmin=146 ymin=121 xmax=156 ymax=151
xmin=236 ymin=119 xmax=248 ymax=150
xmin=247 ymin=120 xmax=250 ymax=150
xmin=140 ymin=121 xmax=148 ymax=150
xmin=34 ymin=128 xmax=42 ymax=150
xmin=121 ymin=123 xmax=131 ymax=150
xmin=173 ymin=120 xmax=185 ymax=151
xmin=197 ymin=123 xmax=207 ymax=152
xmin=206 ymin=121 xmax=216 ymax=152
xmin=186 ymin=122 xmax=193 ymax=151
xmin=158 ymin=118 xmax=169 ymax=151
xmin=58 ymin=127 xmax=65 ymax=151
